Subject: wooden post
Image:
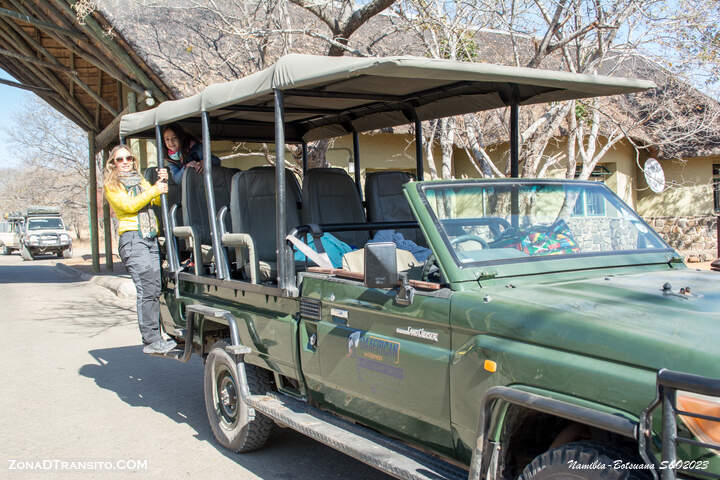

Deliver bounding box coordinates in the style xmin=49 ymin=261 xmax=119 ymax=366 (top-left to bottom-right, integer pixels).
xmin=88 ymin=131 xmax=100 ymax=272
xmin=138 ymin=139 xmax=148 ymax=170
xmin=102 ymin=149 xmax=113 ymax=271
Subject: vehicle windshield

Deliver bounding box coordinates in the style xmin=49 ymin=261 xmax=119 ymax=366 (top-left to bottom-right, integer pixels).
xmin=27 ymin=218 xmax=63 ymax=230
xmin=421 ymin=181 xmax=670 ymax=266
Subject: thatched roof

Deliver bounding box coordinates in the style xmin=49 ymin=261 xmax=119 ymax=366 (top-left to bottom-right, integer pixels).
xmin=0 ymin=0 xmax=172 ymax=142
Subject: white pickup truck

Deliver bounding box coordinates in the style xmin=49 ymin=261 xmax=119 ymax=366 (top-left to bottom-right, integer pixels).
xmin=0 ymin=213 xmax=23 ymax=255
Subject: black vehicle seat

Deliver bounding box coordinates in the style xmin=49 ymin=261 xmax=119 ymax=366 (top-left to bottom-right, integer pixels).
xmin=229 ymin=166 xmax=302 ymax=282
xmin=178 ymin=165 xmax=238 ymax=274
xmin=143 ymin=166 xmax=181 ymax=233
xmin=365 ymin=171 xmax=425 ymax=247
xmin=144 ymin=166 xmax=186 ymax=258
xmin=301 ymin=167 xmax=368 ymax=248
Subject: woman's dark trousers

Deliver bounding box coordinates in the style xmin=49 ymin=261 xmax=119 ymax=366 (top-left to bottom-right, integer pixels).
xmin=118 ymin=231 xmax=163 ymax=345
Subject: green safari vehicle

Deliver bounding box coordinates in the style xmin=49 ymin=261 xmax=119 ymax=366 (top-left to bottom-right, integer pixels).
xmin=119 ymin=55 xmax=720 ymax=480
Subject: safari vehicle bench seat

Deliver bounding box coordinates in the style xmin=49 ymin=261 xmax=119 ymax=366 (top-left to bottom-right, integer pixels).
xmin=301 ymin=167 xmax=369 ymax=248
xmin=175 ymin=165 xmax=238 ymax=274
xmin=227 ymin=166 xmax=303 ymax=283
xmin=144 ymin=166 xmax=181 ymax=236
xmin=364 ymin=171 xmax=425 ymax=247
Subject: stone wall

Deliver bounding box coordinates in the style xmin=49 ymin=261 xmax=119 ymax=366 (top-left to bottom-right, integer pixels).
xmin=645 ymin=215 xmax=718 ymax=262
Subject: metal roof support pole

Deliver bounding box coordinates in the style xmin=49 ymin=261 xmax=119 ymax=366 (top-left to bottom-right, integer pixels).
xmin=275 ymin=89 xmax=295 ymax=295
xmin=101 ymin=149 xmax=113 ymax=271
xmin=302 ymin=142 xmax=308 ymax=175
xmin=88 ymin=130 xmax=100 ymax=272
xmin=352 ymin=131 xmax=362 ymax=200
xmin=415 ymin=117 xmax=424 ymax=180
xmin=510 ymin=102 xmax=519 ymax=178
xmin=201 ymin=112 xmax=228 ymax=280
xmin=155 ymin=124 xmax=178 ymax=273
xmin=510 ymin=96 xmax=520 ymax=229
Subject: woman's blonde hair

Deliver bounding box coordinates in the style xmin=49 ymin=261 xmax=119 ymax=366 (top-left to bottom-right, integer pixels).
xmin=104 ymin=144 xmax=140 ymax=190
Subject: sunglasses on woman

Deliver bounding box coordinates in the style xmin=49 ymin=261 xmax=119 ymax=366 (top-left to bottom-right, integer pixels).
xmin=114 ymin=155 xmax=134 ymax=163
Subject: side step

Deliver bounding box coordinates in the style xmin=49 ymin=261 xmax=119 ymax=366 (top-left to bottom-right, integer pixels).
xmin=246 ymin=392 xmax=468 ymax=480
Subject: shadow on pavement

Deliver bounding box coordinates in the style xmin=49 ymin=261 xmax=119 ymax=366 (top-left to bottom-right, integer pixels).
xmin=0 ymin=265 xmax=85 ymax=284
xmin=79 ymin=346 xmax=393 ymax=480
xmin=26 ymin=295 xmax=136 ymax=337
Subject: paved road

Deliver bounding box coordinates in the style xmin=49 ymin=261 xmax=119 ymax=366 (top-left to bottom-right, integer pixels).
xmin=0 ymin=252 xmax=393 ymax=479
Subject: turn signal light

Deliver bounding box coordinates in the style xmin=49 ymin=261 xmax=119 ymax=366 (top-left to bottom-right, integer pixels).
xmin=676 ymin=392 xmax=720 ymax=447
xmin=484 ymin=360 xmax=497 ymax=373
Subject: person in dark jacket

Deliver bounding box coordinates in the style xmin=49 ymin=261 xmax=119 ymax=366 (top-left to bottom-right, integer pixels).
xmin=161 ymin=123 xmax=220 ymax=184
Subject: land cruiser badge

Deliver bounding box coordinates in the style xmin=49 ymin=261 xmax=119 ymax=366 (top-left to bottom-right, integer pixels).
xmin=395 ymin=326 xmax=439 ymax=342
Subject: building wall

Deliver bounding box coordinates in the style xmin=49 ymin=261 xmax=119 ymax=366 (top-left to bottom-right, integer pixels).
xmin=452 ymin=136 xmax=639 ymax=207
xmin=635 ymin=156 xmax=719 ymax=217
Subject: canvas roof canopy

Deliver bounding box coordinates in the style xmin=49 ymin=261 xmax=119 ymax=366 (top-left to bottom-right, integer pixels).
xmin=119 ymin=54 xmax=655 ymax=143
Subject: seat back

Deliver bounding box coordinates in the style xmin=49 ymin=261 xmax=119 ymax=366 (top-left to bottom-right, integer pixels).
xmin=301 ymin=167 xmax=368 ymax=247
xmin=143 ymin=166 xmax=181 ymax=235
xmin=364 ymin=171 xmax=425 ymax=246
xmin=230 ymin=166 xmax=302 ymax=263
xmin=182 ymin=165 xmax=238 ymax=261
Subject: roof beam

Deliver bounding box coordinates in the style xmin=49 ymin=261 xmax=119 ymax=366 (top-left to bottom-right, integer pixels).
xmin=95 ymin=105 xmax=129 ymax=150
xmin=0 ymin=77 xmax=58 ymax=95
xmin=0 ymin=46 xmax=76 ymax=73
xmin=0 ymin=15 xmax=118 ymax=117
xmin=0 ymin=58 xmax=93 ymax=130
xmin=0 ymin=6 xmax=82 ymax=39
xmin=14 ymin=0 xmax=150 ymax=96
xmin=0 ymin=20 xmax=96 ymax=130
xmin=52 ymin=0 xmax=168 ymax=102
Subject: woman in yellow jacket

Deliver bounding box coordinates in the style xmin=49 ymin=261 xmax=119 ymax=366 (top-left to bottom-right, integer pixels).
xmin=104 ymin=145 xmax=175 ymax=355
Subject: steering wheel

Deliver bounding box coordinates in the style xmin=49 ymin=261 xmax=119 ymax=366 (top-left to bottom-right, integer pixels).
xmin=450 ymin=234 xmax=489 ymax=249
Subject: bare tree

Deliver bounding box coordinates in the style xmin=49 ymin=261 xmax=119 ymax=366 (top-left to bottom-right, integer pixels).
xmin=1 ymin=96 xmax=92 ymax=237
xmin=390 ymin=0 xmax=717 ymax=182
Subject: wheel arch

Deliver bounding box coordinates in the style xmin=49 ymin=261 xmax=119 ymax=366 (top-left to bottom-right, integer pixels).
xmin=469 ymin=386 xmax=640 ymax=480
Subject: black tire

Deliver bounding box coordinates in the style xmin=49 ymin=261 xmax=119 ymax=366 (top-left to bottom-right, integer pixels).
xmin=518 ymin=442 xmax=651 ymax=480
xmin=20 ymin=245 xmax=33 ymax=261
xmin=204 ymin=340 xmax=274 ymax=453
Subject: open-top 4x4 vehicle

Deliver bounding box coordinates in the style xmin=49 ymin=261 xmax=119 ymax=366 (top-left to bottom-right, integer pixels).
xmin=19 ymin=207 xmax=72 ymax=261
xmin=119 ymin=55 xmax=719 ymax=480
xmin=0 ymin=213 xmax=24 ymax=255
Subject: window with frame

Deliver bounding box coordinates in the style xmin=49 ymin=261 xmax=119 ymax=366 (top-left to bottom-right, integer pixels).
xmin=713 ymin=164 xmax=720 ymax=213
xmin=573 ymin=165 xmax=613 ymax=216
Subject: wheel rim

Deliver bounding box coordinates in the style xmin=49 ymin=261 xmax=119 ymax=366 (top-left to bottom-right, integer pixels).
xmin=215 ymin=365 xmax=239 ymax=427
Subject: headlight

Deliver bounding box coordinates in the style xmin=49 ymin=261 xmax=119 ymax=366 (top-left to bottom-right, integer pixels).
xmin=677 ymin=391 xmax=720 ymax=446
xmin=28 ymin=235 xmax=38 ymax=243
xmin=60 ymin=234 xmax=70 ymax=242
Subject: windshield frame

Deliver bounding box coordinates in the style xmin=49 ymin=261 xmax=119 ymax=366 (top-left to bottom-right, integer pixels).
xmin=416 ymin=179 xmax=675 ymax=274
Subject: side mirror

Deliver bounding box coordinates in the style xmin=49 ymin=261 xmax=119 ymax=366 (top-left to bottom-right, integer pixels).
xmin=364 ymin=242 xmax=398 ymax=288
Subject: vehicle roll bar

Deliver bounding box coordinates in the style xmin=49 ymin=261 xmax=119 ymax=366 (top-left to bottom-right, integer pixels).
xmin=155 ymin=124 xmax=180 ymax=272
xmin=640 ymin=369 xmax=720 ymax=480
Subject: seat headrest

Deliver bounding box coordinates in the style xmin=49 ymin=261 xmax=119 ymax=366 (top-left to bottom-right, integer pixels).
xmin=301 ymin=168 xmax=368 ymax=247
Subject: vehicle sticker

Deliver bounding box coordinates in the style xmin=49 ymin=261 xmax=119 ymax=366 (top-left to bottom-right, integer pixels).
xmin=347 ymin=331 xmax=400 ymax=364
xmin=395 ymin=326 xmax=439 ymax=343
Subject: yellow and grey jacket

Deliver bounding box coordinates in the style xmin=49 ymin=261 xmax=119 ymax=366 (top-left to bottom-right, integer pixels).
xmin=104 ymin=179 xmax=162 ymax=235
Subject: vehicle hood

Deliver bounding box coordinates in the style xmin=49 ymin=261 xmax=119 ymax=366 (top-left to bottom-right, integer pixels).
xmin=457 ymin=268 xmax=720 ymax=376
xmin=26 ymin=229 xmax=68 ymax=236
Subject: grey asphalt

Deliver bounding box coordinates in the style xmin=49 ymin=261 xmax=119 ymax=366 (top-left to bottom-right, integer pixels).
xmin=0 ymin=251 xmax=393 ymax=479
